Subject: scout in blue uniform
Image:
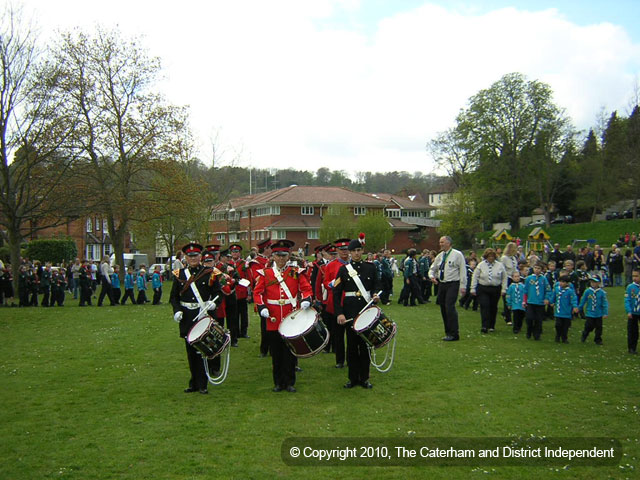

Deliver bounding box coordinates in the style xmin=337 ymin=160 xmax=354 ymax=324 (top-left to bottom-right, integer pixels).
xmin=111 ymin=265 xmax=122 ymax=304
xmin=523 ymin=262 xmax=551 ymax=340
xmin=578 ymin=275 xmax=608 ymax=345
xmin=549 ymin=275 xmax=579 ymax=343
xmin=151 ymin=266 xmax=163 ymax=304
xmin=624 ymin=269 xmax=640 ymax=354
xmin=136 ymin=269 xmax=148 ymax=304
xmin=121 ymin=267 xmax=136 ymax=305
xmin=505 ymin=271 xmax=525 ymax=333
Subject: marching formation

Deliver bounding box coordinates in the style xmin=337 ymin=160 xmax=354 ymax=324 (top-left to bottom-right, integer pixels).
xmin=170 ymin=236 xmax=398 ymax=395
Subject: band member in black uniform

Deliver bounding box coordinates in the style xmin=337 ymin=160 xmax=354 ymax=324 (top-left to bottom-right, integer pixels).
xmin=220 ymin=248 xmax=239 ymax=347
xmin=170 ymin=242 xmax=222 ymax=394
xmin=334 ymin=239 xmax=382 ymax=389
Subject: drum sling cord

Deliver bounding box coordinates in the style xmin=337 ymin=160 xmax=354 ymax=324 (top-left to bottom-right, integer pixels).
xmin=203 ymin=345 xmax=231 ymax=386
xmin=368 ymin=334 xmax=397 ymax=373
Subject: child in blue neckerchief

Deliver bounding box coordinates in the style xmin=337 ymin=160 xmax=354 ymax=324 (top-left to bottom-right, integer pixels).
xmin=579 ymin=274 xmax=608 ymax=345
xmin=624 ymin=268 xmax=640 ymax=354
xmin=506 ymin=271 xmax=525 ymax=334
xmin=549 ymin=274 xmax=579 ymax=344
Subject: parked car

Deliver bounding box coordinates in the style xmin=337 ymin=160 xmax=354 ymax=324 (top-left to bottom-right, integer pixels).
xmin=622 ymin=209 xmax=634 ymax=219
xmin=526 ymin=219 xmax=546 ymax=227
xmin=606 ymin=212 xmax=620 ymax=220
xmin=550 ymin=215 xmax=574 ymax=225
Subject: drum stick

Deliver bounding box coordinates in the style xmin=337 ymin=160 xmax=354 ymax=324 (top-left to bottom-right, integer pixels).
xmin=345 ymin=290 xmax=383 ymax=323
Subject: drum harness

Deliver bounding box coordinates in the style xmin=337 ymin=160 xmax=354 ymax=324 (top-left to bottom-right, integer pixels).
xmin=184 ymin=268 xmax=230 ymax=385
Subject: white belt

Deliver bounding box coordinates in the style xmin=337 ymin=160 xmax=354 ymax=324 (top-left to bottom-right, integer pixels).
xmin=344 ymin=291 xmax=371 ymax=298
xmin=267 ymin=298 xmax=294 ymax=305
xmin=180 ymin=301 xmax=200 ymax=310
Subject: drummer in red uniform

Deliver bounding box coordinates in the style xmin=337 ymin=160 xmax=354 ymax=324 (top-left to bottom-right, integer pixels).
xmin=323 ymin=239 xmax=351 ymax=368
xmin=248 ymin=238 xmax=272 ymax=357
xmin=253 ymin=239 xmax=313 ymax=393
xmin=229 ymin=244 xmax=251 ymax=340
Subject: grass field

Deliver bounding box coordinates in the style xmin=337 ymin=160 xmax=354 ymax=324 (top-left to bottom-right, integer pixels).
xmin=1 ymin=278 xmax=639 ymax=480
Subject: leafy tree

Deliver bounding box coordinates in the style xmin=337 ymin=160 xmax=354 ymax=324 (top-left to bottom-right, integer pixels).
xmin=574 ymin=129 xmax=608 ymax=221
xmin=625 ymin=105 xmax=640 ymax=217
xmin=355 ymin=211 xmax=393 ymax=253
xmin=438 ymin=188 xmax=482 ymax=248
xmin=319 ymin=205 xmax=357 ymax=243
xmin=52 ymin=28 xmax=191 ymax=279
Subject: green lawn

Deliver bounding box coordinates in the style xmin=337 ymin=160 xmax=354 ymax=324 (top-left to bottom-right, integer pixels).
xmin=482 ymin=218 xmax=640 ymax=250
xmin=1 ymin=278 xmax=638 ymax=479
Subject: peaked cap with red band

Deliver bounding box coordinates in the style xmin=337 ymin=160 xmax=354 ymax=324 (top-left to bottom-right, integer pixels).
xmin=334 ymin=238 xmax=351 ymax=250
xmin=229 ymin=243 xmax=243 ymax=252
xmin=205 ymin=244 xmax=220 ymax=253
xmin=271 ymin=239 xmax=295 ymax=254
xmin=182 ymin=242 xmax=203 ymax=256
xmin=256 ymin=238 xmax=272 ymax=250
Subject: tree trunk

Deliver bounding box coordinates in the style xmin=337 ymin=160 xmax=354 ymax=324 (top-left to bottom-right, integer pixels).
xmin=8 ymin=225 xmax=23 ymax=302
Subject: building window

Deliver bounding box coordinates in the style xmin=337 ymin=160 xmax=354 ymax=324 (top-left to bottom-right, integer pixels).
xmin=86 ymin=218 xmax=92 ymax=233
xmin=216 ymin=233 xmax=226 ymax=244
xmin=386 ymin=209 xmax=400 ymax=218
xmin=104 ymin=244 xmax=112 ymax=256
xmin=307 ymin=230 xmax=319 ymax=239
xmin=103 ymin=219 xmax=108 ymax=232
xmin=95 ymin=217 xmax=101 ymax=231
xmin=86 ymin=244 xmax=100 ymax=261
xmin=229 ymin=233 xmax=239 ymax=242
xmin=272 ymin=230 xmax=287 ymax=240
xmin=354 ymin=207 xmax=366 ymax=216
xmin=301 ymin=206 xmax=314 ymax=216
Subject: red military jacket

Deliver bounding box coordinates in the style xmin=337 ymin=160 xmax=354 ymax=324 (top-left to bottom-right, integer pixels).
xmin=322 ymin=258 xmax=348 ymax=315
xmin=253 ymin=266 xmax=313 ymax=331
xmin=230 ymin=258 xmax=250 ymax=300
xmin=248 ymin=255 xmax=270 ymax=288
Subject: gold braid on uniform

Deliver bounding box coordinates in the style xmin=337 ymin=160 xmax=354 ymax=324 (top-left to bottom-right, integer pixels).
xmin=178 ymin=267 xmax=214 ymax=295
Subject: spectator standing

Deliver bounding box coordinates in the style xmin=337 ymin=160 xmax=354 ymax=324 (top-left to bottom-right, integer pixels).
xmin=471 ymin=248 xmax=508 ymax=333
xmin=548 ymin=243 xmax=564 ymax=269
xmin=71 ymin=258 xmax=82 ymax=299
xmin=563 ymin=245 xmax=577 ymax=266
xmin=624 ymin=250 xmax=634 ymax=286
xmin=97 ymin=256 xmax=116 ymax=306
xmin=607 ymin=246 xmax=624 ymax=287
xmin=429 ymin=236 xmax=467 ymax=342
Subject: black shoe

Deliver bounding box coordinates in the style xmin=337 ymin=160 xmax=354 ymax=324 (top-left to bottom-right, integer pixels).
xmin=272 ymin=385 xmax=283 ymax=392
xmin=199 ymin=389 xmax=208 ymax=394
xmin=286 ymin=386 xmax=297 ymax=393
xmin=442 ymin=336 xmax=453 ymax=341
xmin=295 ymin=366 xmax=303 ymax=372
xmin=240 ymin=334 xmax=250 ymax=338
xmin=335 ymin=363 xmax=344 ymax=369
xmin=481 ymin=328 xmax=488 ymax=334
xmin=526 ymin=333 xmax=531 ymax=339
xmin=534 ymin=336 xmax=541 ymax=341
xmin=260 ymin=353 xmax=268 ymax=358
xmin=344 ymin=381 xmax=357 ymax=389
xmin=629 ymin=349 xmax=637 ymax=355
xmin=581 ymin=333 xmax=587 ymax=343
xmin=443 ymin=336 xmax=458 ymax=341
xmin=361 ymin=381 xmax=373 ymax=389
xmin=562 ymin=339 xmax=569 ymax=344
xmin=231 ymin=342 xmax=239 ymax=347
xmin=595 ymin=341 xmax=603 ymax=345
xmin=184 ymin=387 xmax=196 ymax=393
xmin=212 ymin=370 xmax=221 ymax=377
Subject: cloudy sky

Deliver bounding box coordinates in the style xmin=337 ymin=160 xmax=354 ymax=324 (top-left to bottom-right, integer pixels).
xmin=18 ymin=0 xmax=640 ymax=174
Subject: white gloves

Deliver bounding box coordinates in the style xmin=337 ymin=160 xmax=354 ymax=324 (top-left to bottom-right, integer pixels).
xmin=300 ymin=300 xmax=311 ymax=309
xmin=260 ymin=308 xmax=270 ymax=318
xmin=173 ymin=311 xmax=183 ymax=323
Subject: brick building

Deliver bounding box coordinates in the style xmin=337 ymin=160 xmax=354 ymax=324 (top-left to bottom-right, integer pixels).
xmin=209 ymin=186 xmax=439 ymax=253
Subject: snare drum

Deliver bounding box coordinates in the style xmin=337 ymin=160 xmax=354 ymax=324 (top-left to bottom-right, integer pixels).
xmin=278 ymin=308 xmax=329 ymax=358
xmin=353 ymin=306 xmax=396 ymax=349
xmin=187 ymin=316 xmax=230 ymax=359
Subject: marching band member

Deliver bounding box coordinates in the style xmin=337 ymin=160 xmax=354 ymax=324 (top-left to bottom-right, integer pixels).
xmin=333 ymin=239 xmax=381 ymax=389
xmin=229 ymin=244 xmax=251 ymax=339
xmin=248 ymin=239 xmax=273 ymax=357
xmin=170 ymin=242 xmax=222 ymax=395
xmin=253 ymin=240 xmax=312 ymax=393
xmin=323 ymin=239 xmax=351 ymax=368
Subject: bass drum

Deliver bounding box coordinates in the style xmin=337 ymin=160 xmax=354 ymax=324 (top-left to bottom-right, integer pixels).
xmin=353 ymin=306 xmax=397 ymax=349
xmin=187 ymin=316 xmax=230 ymax=359
xmin=278 ymin=307 xmax=329 ymax=358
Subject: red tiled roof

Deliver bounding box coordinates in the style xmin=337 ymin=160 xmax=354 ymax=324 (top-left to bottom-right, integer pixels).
xmin=267 ymin=215 xmax=322 ymax=230
xmin=215 ymin=185 xmax=389 ymax=211
xmin=387 ymin=218 xmax=418 ymax=231
xmin=370 ymin=193 xmax=434 ymax=210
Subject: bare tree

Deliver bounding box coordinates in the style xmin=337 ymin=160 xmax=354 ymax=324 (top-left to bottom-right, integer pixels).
xmin=0 ymin=5 xmax=78 ymax=292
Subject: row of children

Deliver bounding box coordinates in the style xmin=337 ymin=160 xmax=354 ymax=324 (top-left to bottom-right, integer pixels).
xmin=503 ymin=262 xmax=640 ymax=354
xmin=79 ymin=264 xmax=164 ymax=307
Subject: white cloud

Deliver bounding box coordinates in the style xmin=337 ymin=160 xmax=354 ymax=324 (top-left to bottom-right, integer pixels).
xmin=20 ymin=1 xmax=640 ymax=174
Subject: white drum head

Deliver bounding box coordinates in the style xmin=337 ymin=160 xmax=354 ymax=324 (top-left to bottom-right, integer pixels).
xmin=279 ymin=308 xmax=316 ymax=338
xmin=354 ymin=307 xmax=379 ymax=331
xmin=238 ymin=278 xmax=250 ymax=287
xmin=187 ymin=317 xmax=211 ymax=342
